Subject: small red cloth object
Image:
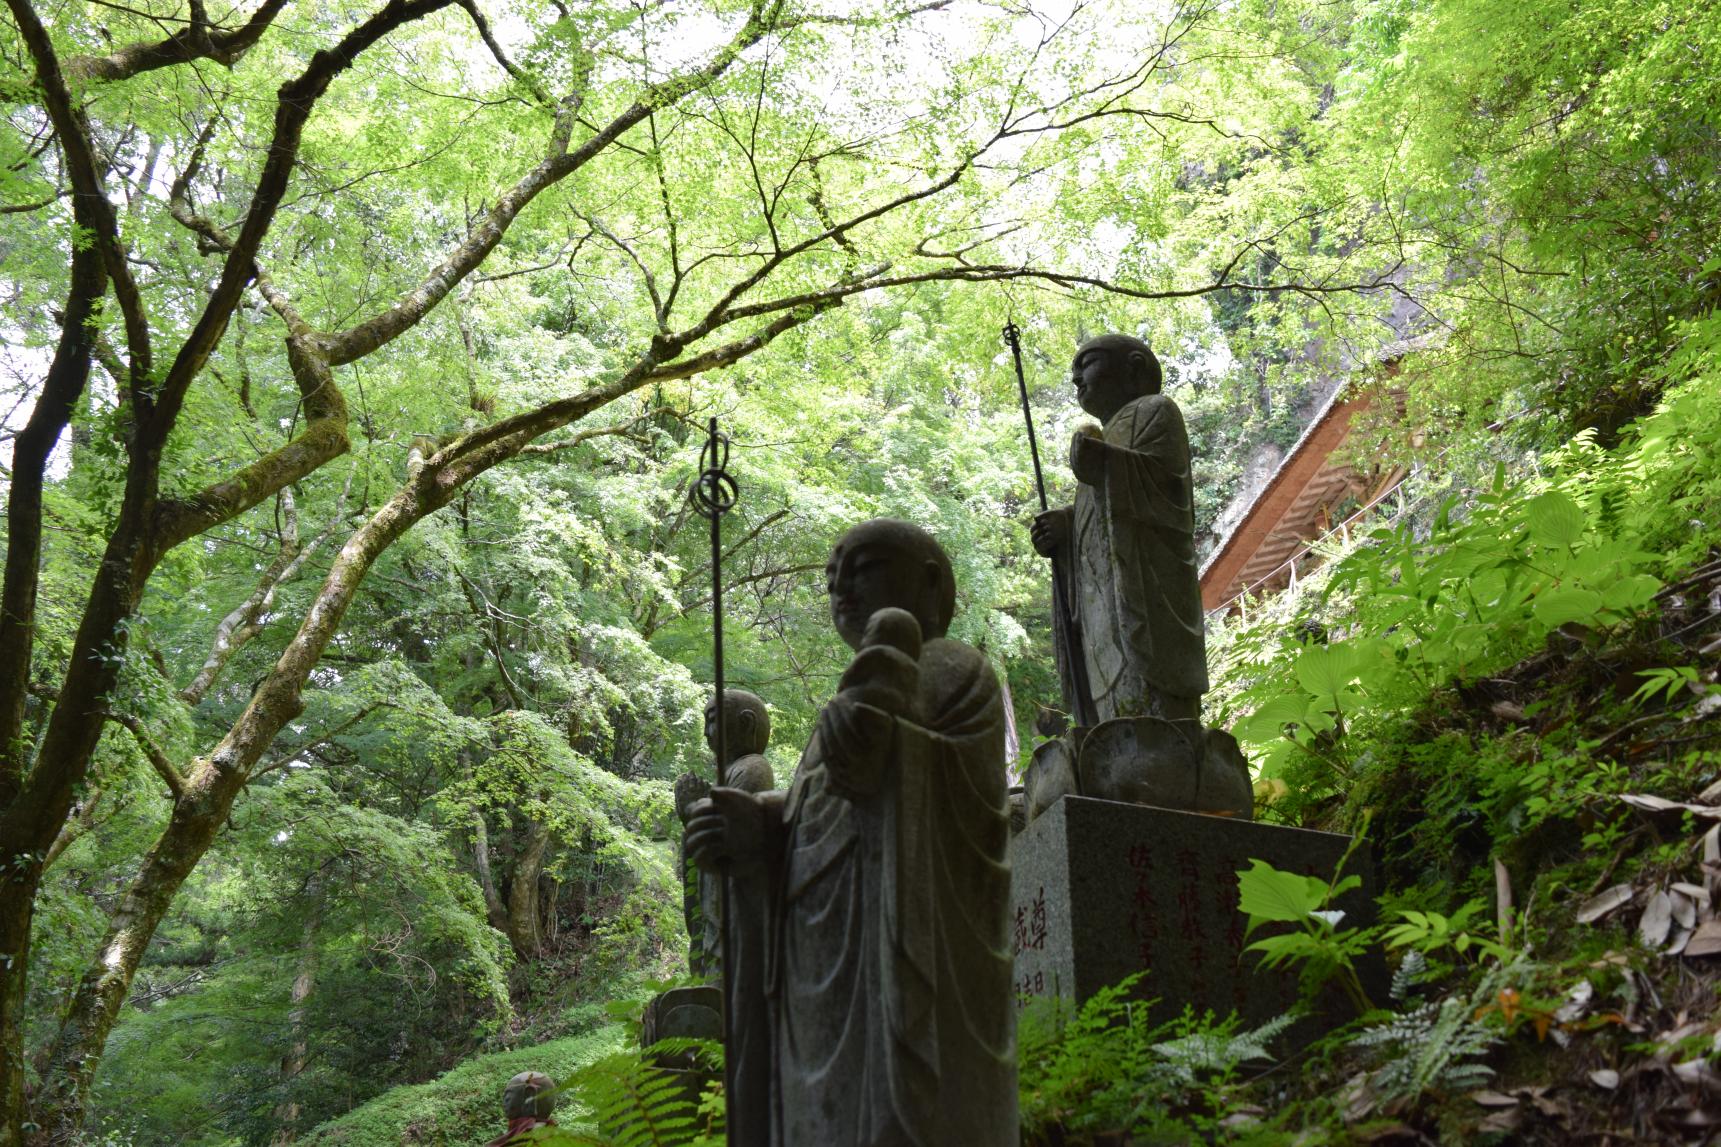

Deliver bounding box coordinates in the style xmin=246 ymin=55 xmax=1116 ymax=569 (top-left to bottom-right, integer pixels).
xmin=482 ymin=1115 xmax=555 ymax=1146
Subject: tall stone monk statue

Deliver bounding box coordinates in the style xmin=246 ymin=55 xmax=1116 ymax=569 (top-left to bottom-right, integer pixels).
xmin=685 ymin=519 xmax=1017 ymax=1147
xmin=1031 ymin=334 xmax=1208 ymax=724
xmin=674 ymin=690 xmax=774 ymax=977
xmin=1025 ymin=334 xmax=1252 ymax=821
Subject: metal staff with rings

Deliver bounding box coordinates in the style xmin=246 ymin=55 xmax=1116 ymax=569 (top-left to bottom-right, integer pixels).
xmin=688 ymin=416 xmax=740 ymax=1144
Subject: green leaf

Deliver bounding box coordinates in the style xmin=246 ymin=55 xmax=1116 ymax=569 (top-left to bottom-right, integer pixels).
xmin=1244 ymin=932 xmax=1328 ymax=971
xmin=1236 ymin=858 xmax=1328 ymax=924
xmin=1294 ymin=643 xmax=1361 ymax=699
xmin=1601 ymin=573 xmax=1661 ymax=611
xmin=1531 ymin=586 xmax=1604 ymax=627
xmin=1525 ymin=490 xmax=1588 ymax=549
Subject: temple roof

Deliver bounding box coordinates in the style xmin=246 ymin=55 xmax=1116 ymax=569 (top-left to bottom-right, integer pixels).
xmin=1198 ymin=336 xmax=1431 ymax=613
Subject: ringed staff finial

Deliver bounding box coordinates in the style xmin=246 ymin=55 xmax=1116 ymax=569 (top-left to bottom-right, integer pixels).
xmin=690 ymin=416 xmax=739 ymax=784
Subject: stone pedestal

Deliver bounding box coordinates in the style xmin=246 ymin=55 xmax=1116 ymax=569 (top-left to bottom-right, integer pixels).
xmin=636 ymin=985 xmax=722 ymax=1117
xmin=1009 ymin=796 xmax=1377 ymax=1030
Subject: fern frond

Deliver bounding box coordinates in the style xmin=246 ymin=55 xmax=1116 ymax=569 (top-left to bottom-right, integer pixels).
xmin=538 ymin=1043 xmax=721 ymax=1147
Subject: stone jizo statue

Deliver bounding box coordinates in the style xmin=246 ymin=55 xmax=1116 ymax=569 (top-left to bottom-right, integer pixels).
xmin=686 ymin=518 xmax=1017 ymax=1147
xmin=674 ymin=689 xmax=774 ymax=977
xmin=481 ymin=1071 xmax=556 ymax=1146
xmin=1026 ymin=334 xmax=1252 ymax=821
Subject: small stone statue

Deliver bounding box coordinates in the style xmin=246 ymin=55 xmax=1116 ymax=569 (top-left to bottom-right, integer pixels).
xmin=481 ymin=1071 xmax=557 ymax=1146
xmin=1027 ymin=334 xmax=1252 ymax=820
xmin=686 ymin=518 xmax=1017 ymax=1147
xmin=674 ymin=689 xmax=774 ymax=977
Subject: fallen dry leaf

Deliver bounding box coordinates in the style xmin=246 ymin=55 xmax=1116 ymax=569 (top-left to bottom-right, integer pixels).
xmin=1684 ymin=920 xmax=1721 ymax=957
xmin=1672 ymin=888 xmax=1700 ymax=929
xmin=1341 ymin=1071 xmax=1375 ymax=1125
xmin=1528 ymin=1092 xmax=1569 ymax=1119
xmin=1577 ymin=883 xmax=1636 ymax=924
xmin=1658 ymin=1022 xmax=1709 ymax=1061
xmin=1641 ymin=890 xmax=1675 ymax=947
xmin=1673 ymin=1058 xmax=1721 ymax=1093
xmin=1470 ymin=1090 xmax=1519 ymax=1108
xmin=1619 ymin=793 xmax=1721 ymax=817
xmin=1555 ymin=979 xmax=1595 ymax=1025
xmin=1673 ymin=880 xmax=1712 ymax=906
xmin=1490 ymin=700 xmax=1526 ymax=723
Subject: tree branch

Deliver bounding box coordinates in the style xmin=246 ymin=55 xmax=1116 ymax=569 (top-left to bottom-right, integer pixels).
xmin=319 ymin=0 xmax=787 ymax=366
xmin=62 ymin=0 xmax=290 ymax=85
xmin=151 ymin=337 xmax=349 ymax=561
xmin=456 ymin=0 xmax=552 ymax=108
xmin=144 ymin=0 xmax=457 ymax=448
xmin=6 ymin=0 xmax=153 ymax=391
xmin=517 ymin=418 xmax=654 ymax=455
xmin=180 ymin=474 xmax=354 ymax=706
xmin=101 ymin=712 xmax=187 ymax=801
xmin=0 ymin=189 xmax=67 ymax=212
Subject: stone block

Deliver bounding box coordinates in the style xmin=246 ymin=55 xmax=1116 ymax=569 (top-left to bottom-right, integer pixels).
xmin=1008 ymin=795 xmax=1378 ymax=1031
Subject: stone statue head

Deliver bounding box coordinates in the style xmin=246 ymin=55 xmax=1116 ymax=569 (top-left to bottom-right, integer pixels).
xmin=1071 ymin=333 xmax=1161 ymax=422
xmin=704 ymin=688 xmax=771 ymax=758
xmin=502 ymin=1070 xmax=557 ymax=1120
xmin=826 ymin=519 xmax=956 ymax=650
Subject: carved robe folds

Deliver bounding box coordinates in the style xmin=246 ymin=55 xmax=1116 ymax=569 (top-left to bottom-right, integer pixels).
xmin=731 ymin=638 xmax=1016 ymax=1147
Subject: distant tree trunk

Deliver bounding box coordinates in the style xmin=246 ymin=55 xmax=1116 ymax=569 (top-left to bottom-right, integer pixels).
xmin=471 ymin=810 xmax=511 ymax=935
xmin=505 ymin=820 xmax=551 ymax=959
xmin=270 ymin=895 xmax=320 ymax=1146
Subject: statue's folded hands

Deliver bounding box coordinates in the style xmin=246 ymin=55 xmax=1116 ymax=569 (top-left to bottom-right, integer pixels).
xmin=815 ymin=693 xmax=894 ymax=796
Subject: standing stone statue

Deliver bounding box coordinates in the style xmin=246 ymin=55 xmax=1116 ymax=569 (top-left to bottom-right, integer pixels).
xmin=481 ymin=1071 xmax=557 ymax=1146
xmin=686 ymin=518 xmax=1017 ymax=1147
xmin=674 ymin=689 xmax=774 ymax=977
xmin=1026 ymin=334 xmax=1252 ymax=820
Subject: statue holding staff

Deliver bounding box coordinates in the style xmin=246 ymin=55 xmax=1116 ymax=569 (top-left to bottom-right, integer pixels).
xmin=1029 ymin=333 xmax=1208 ymax=724
xmin=675 ymin=691 xmax=774 ymax=978
xmin=1022 ymin=333 xmax=1252 ymax=820
xmin=686 ymin=518 xmax=1018 ymax=1147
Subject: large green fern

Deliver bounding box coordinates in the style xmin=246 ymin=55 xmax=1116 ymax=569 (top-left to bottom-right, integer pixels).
xmin=534 ymin=1039 xmax=722 ymax=1147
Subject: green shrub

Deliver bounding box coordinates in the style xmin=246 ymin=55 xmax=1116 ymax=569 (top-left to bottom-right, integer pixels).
xmin=302 ymin=1029 xmax=623 ymax=1147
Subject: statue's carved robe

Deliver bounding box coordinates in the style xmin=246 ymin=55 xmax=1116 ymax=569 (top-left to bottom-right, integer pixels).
xmin=730 ymin=638 xmax=1016 ymax=1147
xmin=1053 ymin=393 xmax=1208 ymax=723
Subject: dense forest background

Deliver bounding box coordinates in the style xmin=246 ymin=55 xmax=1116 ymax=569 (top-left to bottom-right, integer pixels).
xmin=2 ymin=0 xmax=1718 ymax=1143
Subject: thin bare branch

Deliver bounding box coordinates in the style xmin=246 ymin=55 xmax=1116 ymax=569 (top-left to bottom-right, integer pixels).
xmin=101 ymin=712 xmax=187 ymax=800
xmin=457 ymin=0 xmax=552 ymax=108
xmin=321 ymin=0 xmax=788 ymax=366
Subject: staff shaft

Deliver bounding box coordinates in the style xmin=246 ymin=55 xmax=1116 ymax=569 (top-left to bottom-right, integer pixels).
xmin=1003 ymin=321 xmax=1049 ymax=512
xmin=710 ymin=506 xmax=727 ymax=786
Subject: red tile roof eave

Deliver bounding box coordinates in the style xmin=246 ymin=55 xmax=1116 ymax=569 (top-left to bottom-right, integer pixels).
xmin=1198 ymin=394 xmax=1372 ymax=611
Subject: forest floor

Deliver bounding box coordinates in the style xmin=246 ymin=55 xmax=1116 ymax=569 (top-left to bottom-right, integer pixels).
xmin=1220 ymin=554 xmax=1721 ymax=1145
